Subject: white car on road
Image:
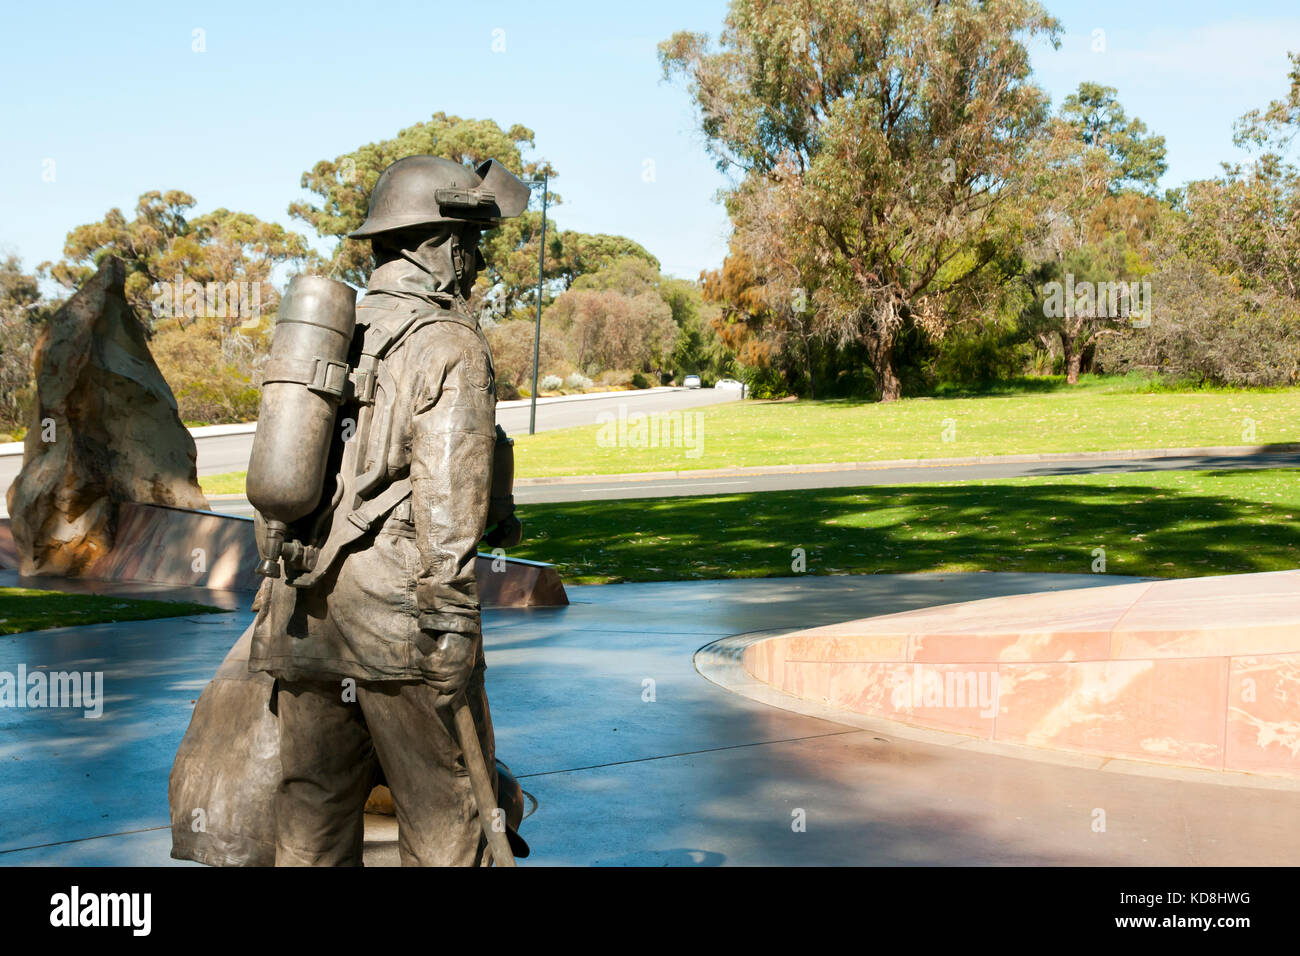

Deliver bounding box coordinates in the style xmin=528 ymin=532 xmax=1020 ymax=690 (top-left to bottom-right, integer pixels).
xmin=683 ymin=374 xmax=702 ymax=388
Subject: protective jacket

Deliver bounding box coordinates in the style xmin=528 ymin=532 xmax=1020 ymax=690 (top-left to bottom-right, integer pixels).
xmin=248 ymin=271 xmax=497 ymax=682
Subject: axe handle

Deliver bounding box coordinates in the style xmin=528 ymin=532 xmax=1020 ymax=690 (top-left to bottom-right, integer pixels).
xmin=452 ymin=696 xmax=517 ymax=867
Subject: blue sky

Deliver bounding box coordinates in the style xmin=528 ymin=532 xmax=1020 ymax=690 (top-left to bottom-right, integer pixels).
xmin=2 ymin=0 xmax=1297 ymax=285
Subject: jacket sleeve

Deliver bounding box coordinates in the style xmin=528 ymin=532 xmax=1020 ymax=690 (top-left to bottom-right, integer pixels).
xmin=407 ymin=327 xmax=497 ymax=636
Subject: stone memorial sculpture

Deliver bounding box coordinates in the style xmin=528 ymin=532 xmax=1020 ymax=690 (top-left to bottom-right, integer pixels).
xmin=169 ymin=156 xmax=531 ymax=866
xmin=6 ymin=256 xmax=209 ymax=576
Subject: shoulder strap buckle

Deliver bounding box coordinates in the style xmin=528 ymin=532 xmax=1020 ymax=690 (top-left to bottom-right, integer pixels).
xmin=308 ymin=359 xmax=350 ymax=401
xmin=348 ymin=366 xmax=376 ymax=405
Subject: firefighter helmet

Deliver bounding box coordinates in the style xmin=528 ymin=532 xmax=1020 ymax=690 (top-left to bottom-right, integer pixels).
xmin=349 ymin=156 xmax=531 ymax=239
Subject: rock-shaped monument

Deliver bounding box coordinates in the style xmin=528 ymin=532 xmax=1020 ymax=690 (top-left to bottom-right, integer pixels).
xmin=5 ymin=256 xmax=209 ymax=576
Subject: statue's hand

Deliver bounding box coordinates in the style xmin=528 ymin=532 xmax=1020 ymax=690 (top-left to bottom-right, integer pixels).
xmin=425 ymin=631 xmax=476 ymax=697
xmin=483 ymin=513 xmax=523 ymax=549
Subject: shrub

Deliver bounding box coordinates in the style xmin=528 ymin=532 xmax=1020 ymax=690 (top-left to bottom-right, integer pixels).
xmin=1097 ymin=258 xmax=1300 ymax=387
xmin=597 ymin=368 xmax=634 ymax=388
xmin=630 ymin=372 xmax=650 ymax=389
xmin=543 ymin=287 xmax=678 ymax=373
xmin=931 ymin=325 xmax=1025 ymax=387
xmin=483 ymin=319 xmax=565 ymax=388
xmin=0 ymin=319 xmax=38 ymax=436
xmin=152 ymin=323 xmax=264 ymax=424
xmin=170 ymin=373 xmax=262 ymax=424
xmin=740 ymin=366 xmax=791 ymax=399
xmin=563 ymin=372 xmax=593 ymax=390
xmin=1025 ymin=348 xmax=1058 ymax=377
xmin=540 ymin=374 xmax=563 ymax=392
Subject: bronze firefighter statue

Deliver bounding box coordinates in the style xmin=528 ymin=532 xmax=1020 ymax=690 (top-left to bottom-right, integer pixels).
xmin=169 ymin=155 xmax=531 ymax=866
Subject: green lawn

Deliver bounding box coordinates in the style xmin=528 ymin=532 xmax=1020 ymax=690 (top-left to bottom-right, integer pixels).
xmin=505 ymin=467 xmax=1300 ymax=584
xmin=201 ymin=472 xmax=247 ymax=495
xmin=0 ymin=588 xmax=227 ymax=635
xmin=513 ymin=377 xmax=1300 ymax=478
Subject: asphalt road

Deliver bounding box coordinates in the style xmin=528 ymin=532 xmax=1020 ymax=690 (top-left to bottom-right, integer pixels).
xmin=4 ymin=386 xmax=1296 ymax=519
xmin=0 ymin=387 xmax=739 ymax=514
xmin=509 ymin=450 xmax=1300 ymax=503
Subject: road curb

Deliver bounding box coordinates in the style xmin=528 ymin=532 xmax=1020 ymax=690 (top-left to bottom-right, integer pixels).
xmin=513 ymin=443 xmax=1300 ymax=486
xmin=497 ymin=386 xmax=680 ymax=410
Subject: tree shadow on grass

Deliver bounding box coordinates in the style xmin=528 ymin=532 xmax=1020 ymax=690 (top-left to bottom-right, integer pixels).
xmin=926 ymin=376 xmax=1077 ymax=398
xmin=790 ymin=377 xmax=1079 ymax=409
xmin=515 ymin=480 xmax=1300 ymax=582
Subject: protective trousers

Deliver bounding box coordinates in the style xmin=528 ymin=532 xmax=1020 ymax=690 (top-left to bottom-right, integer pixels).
xmin=272 ymin=668 xmax=495 ymax=866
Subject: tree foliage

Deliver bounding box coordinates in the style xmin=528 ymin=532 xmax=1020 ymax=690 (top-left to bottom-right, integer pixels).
xmin=290 ymin=112 xmax=551 ymax=292
xmin=42 ymin=190 xmax=317 ymax=329
xmin=553 ymin=232 xmax=659 ymax=289
xmin=20 ymin=40 xmax=1300 ymax=421
xmin=484 ymin=254 xmax=729 ymax=390
xmin=292 ymin=112 xmax=662 ymax=325
xmin=544 ymin=288 xmax=678 ymax=375
xmin=1179 ymin=53 xmax=1300 ymax=302
xmin=1014 ymin=103 xmax=1167 ymax=382
xmin=1059 ymin=81 xmax=1168 ymax=193
xmin=662 ymin=0 xmax=1060 ymax=400
xmin=0 ymin=256 xmax=48 ymax=435
xmin=35 ymin=193 xmax=320 ymax=424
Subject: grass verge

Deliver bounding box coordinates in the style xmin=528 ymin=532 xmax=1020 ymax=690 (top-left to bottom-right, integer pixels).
xmin=505 ymin=467 xmax=1300 ymax=584
xmin=0 ymin=588 xmax=226 ymax=635
xmin=199 ymin=472 xmax=247 ymax=495
xmin=513 ymin=377 xmax=1300 ymax=478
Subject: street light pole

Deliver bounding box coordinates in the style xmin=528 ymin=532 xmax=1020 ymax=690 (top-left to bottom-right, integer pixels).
xmin=528 ymin=173 xmax=549 ymax=435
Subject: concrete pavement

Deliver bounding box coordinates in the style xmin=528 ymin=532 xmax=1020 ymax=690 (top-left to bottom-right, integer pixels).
xmin=3 ymin=571 xmax=1297 ymax=866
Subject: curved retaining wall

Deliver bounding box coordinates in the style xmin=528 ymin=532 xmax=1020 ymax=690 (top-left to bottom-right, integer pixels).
xmin=743 ymin=571 xmax=1300 ymax=777
xmin=0 ymin=504 xmax=567 ymax=608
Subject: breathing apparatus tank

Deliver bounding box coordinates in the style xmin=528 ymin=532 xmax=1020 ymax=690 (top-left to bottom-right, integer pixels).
xmin=246 ymin=275 xmax=357 ymax=579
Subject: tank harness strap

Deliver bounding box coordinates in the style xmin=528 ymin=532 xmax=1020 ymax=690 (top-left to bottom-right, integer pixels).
xmin=262 ymin=355 xmax=351 ymax=401
xmin=345 ymin=475 xmax=413 ymax=532
xmin=286 ymin=477 xmax=412 ymax=589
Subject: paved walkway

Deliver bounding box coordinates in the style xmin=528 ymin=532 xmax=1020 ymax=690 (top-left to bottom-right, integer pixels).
xmin=2 ymin=572 xmax=1297 ymax=866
